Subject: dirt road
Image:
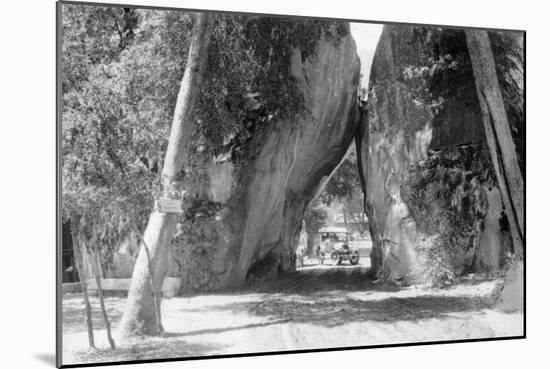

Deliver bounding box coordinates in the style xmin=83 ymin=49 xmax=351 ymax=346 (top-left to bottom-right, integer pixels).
xmin=62 ymin=262 xmax=523 ymax=365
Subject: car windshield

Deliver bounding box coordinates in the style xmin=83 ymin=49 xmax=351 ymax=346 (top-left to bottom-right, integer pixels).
xmin=321 ymin=232 xmax=346 ymax=241
xmin=334 ymin=233 xmax=347 ymax=241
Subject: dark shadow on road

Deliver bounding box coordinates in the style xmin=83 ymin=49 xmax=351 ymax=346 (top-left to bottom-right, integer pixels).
xmin=197 ymin=294 xmax=492 ymax=327
xmin=242 ymin=266 xmax=397 ymax=294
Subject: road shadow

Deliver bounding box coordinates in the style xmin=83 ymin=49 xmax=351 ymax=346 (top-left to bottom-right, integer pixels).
xmin=241 ymin=266 xmax=398 ymax=295
xmin=201 ymin=293 xmax=492 ymax=327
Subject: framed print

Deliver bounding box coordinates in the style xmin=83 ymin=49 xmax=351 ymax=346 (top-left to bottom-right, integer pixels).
xmin=57 ymin=1 xmax=525 ymax=367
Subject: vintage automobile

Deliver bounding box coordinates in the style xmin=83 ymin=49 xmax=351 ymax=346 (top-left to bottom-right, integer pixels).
xmin=317 ymin=227 xmax=360 ymax=266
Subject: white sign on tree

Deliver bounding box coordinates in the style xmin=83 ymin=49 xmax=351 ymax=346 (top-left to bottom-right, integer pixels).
xmin=155 ymin=198 xmax=183 ymax=214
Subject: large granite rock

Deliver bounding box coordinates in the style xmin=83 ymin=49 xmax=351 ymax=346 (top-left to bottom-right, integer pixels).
xmin=357 ymin=26 xmax=523 ymax=283
xmin=173 ymin=23 xmax=361 ymax=292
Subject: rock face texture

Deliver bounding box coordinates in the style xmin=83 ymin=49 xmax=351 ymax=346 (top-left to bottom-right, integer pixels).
xmin=174 ymin=24 xmax=361 ymax=292
xmin=357 ymin=26 xmax=524 ymax=283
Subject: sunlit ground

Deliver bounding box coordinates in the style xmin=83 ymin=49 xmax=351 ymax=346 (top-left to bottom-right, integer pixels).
xmin=62 ymin=265 xmax=523 ymax=365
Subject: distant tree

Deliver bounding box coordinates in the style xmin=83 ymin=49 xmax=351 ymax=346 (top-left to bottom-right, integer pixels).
xmin=341 ymin=186 xmax=368 ymax=234
xmin=303 ymin=199 xmax=328 ymax=254
xmin=317 ymin=145 xmax=365 ymax=236
xmin=320 ymin=145 xmax=362 ymax=205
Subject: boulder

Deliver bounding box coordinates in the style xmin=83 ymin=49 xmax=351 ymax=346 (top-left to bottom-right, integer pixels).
xmin=357 ymin=25 xmax=523 ymax=282
xmin=174 ymin=22 xmax=361 ymax=292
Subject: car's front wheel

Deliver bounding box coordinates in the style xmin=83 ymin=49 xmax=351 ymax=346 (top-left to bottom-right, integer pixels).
xmin=330 ymin=250 xmax=342 ymax=266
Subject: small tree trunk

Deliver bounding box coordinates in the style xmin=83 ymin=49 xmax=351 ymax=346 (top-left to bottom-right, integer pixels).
xmin=465 ymin=30 xmax=524 ymax=258
xmin=90 ymin=242 xmax=116 ymax=349
xmin=118 ymin=13 xmax=216 ymax=338
xmin=70 ymin=224 xmax=95 ymax=348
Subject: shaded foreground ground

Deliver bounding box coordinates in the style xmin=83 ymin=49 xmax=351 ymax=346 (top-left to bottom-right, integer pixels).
xmin=62 ymin=262 xmax=523 ymax=365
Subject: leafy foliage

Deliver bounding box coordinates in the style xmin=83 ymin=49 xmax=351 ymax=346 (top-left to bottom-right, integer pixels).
xmin=412 ymin=234 xmax=456 ymax=287
xmin=303 ymin=199 xmax=328 ymax=254
xmin=62 ymin=6 xmax=191 ymax=269
xmin=392 ymin=26 xmax=475 ymax=116
xmin=391 ymin=26 xmax=524 ymax=173
xmin=193 ymin=16 xmax=349 ymax=166
xmin=320 ymin=145 xmax=361 ymax=205
xmin=404 ymin=145 xmax=497 ymax=284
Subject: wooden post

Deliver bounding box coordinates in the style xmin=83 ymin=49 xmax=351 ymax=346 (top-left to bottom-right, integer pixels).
xmin=70 ymin=223 xmax=95 ymax=348
xmin=91 ymin=242 xmax=116 ymax=349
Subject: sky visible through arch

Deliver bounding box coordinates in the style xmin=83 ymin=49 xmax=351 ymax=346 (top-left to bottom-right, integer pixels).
xmin=350 ymin=22 xmax=384 ymax=90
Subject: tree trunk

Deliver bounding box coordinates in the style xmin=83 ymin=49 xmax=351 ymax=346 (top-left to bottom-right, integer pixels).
xmin=70 ymin=223 xmax=95 ymax=348
xmin=91 ymin=242 xmax=116 ymax=349
xmin=466 ymin=30 xmax=524 ymax=312
xmin=118 ymin=13 xmax=216 ymax=338
xmin=465 ymin=30 xmax=524 ymax=258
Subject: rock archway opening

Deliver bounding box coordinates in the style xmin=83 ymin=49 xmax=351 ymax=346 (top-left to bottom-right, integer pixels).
xmin=246 ymin=24 xmax=384 ymax=285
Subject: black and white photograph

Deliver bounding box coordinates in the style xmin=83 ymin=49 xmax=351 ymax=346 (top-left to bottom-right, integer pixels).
xmin=55 ymin=0 xmax=526 ymax=367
